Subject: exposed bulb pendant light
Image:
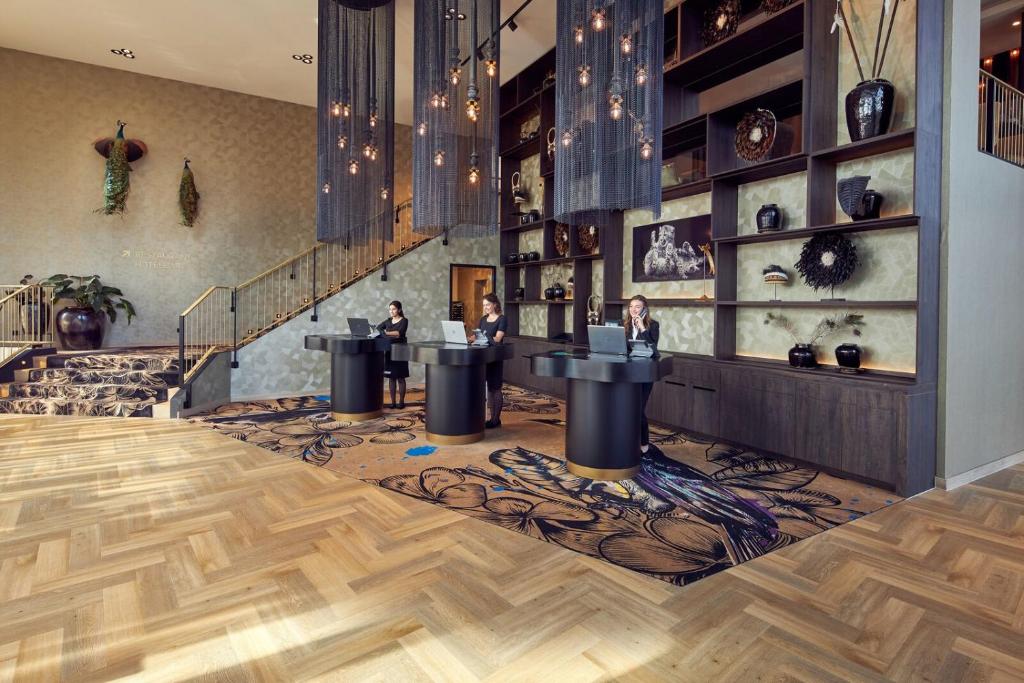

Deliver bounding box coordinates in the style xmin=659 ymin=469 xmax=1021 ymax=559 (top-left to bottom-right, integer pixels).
xmin=413 ymin=0 xmax=500 ymax=238
xmin=554 ymin=0 xmax=664 ymax=226
xmin=317 ymin=0 xmax=395 ymax=244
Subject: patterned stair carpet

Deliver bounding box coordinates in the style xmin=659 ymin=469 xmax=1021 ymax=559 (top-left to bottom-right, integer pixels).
xmin=190 ymin=385 xmax=901 ymax=587
xmin=0 ymin=348 xmax=179 ymax=417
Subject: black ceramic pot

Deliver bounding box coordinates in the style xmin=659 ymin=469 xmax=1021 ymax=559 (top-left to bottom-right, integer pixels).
xmin=852 ymin=190 xmax=884 ymax=221
xmin=788 ymin=343 xmax=817 ymax=369
xmin=845 ymin=79 xmax=895 ymax=142
xmin=56 ymin=307 xmax=104 ymax=350
xmin=529 ymin=251 xmax=540 ymax=261
xmin=508 ymin=253 xmax=520 ymax=264
xmin=835 ymin=343 xmax=862 ymax=373
xmin=544 ymin=287 xmax=555 ymax=300
xmin=552 ymin=283 xmax=565 ymax=300
xmin=514 ymin=287 xmax=525 ymax=300
xmin=756 ymin=204 xmax=783 ymax=232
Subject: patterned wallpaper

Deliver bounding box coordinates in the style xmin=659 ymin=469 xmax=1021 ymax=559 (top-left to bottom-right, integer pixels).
xmin=518 ymin=228 xmax=543 ymax=254
xmin=736 ymin=307 xmax=917 ymax=373
xmin=233 ymin=234 xmax=499 ymax=398
xmin=736 ymin=172 xmax=807 ymax=236
xmin=516 ymin=154 xmax=545 ymax=216
xmin=622 ymin=194 xmax=716 ymax=300
xmin=519 ymin=304 xmax=547 ymax=338
xmin=0 ymin=48 xmax=415 ymax=347
xmin=838 ymin=0 xmax=918 ymax=144
xmin=835 ymin=149 xmax=915 ymax=223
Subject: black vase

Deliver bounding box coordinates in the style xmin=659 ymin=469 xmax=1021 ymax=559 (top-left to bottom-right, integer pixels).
xmin=845 ymin=79 xmax=896 ymax=142
xmin=788 ymin=343 xmax=817 ymax=369
xmin=756 ymin=204 xmax=783 ymax=232
xmin=852 ymin=190 xmax=884 ymax=221
xmin=513 ymin=287 xmax=525 ymax=300
xmin=55 ymin=307 xmax=104 ymax=350
xmin=508 ymin=253 xmax=520 ymax=264
xmin=835 ymin=343 xmax=862 ymax=373
xmin=544 ymin=287 xmax=555 ymax=301
xmin=552 ymin=283 xmax=565 ymax=300
xmin=528 ymin=251 xmax=540 ymax=262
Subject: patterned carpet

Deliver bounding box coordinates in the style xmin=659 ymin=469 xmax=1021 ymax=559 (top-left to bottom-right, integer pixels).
xmin=190 ymin=386 xmax=899 ymax=586
xmin=0 ymin=347 xmax=180 ymax=417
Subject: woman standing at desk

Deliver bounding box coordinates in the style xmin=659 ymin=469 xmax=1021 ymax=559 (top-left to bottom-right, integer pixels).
xmin=377 ymin=300 xmax=409 ymax=409
xmin=474 ymin=293 xmax=507 ymax=429
xmin=624 ymin=295 xmax=659 ymax=452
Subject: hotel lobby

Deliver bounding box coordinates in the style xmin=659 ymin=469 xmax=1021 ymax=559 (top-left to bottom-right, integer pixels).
xmin=1 ymin=0 xmax=1023 ymax=680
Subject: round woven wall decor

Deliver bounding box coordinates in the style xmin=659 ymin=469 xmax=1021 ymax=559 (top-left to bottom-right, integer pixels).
xmin=554 ymin=223 xmax=570 ymax=257
xmin=702 ymin=0 xmax=740 ymax=46
xmin=735 ymin=109 xmax=778 ymax=162
xmin=795 ymin=233 xmax=860 ymax=292
xmin=577 ymin=225 xmax=599 ymax=254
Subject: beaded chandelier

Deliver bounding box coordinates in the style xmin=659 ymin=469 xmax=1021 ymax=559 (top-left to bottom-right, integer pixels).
xmin=413 ymin=0 xmax=501 ymax=237
xmin=554 ymin=0 xmax=663 ymax=226
xmin=317 ymin=0 xmax=395 ymax=243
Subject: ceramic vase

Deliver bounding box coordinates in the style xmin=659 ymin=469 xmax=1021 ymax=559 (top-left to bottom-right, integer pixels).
xmin=845 ymin=79 xmax=896 ymax=141
xmin=788 ymin=343 xmax=817 ymax=369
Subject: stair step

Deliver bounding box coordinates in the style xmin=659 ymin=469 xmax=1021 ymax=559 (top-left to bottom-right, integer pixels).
xmin=53 ymin=352 xmax=180 ymax=373
xmin=0 ymin=396 xmax=155 ymax=418
xmin=4 ymin=382 xmax=167 ymax=402
xmin=16 ymin=367 xmax=173 ymax=387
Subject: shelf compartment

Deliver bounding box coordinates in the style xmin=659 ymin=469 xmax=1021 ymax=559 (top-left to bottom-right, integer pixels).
xmin=501 ymin=218 xmax=551 ymax=233
xmin=707 ymin=80 xmax=804 ymax=177
xmin=663 ymin=178 xmax=713 ymax=201
xmin=715 ymin=214 xmax=919 ymax=245
xmin=606 ymin=298 xmax=715 ymax=307
xmin=499 ymin=137 xmax=542 ymax=160
xmin=508 ymin=300 xmax=573 ymax=306
xmin=716 ymin=300 xmax=918 ymax=309
xmin=812 ymin=128 xmax=916 ymax=163
xmin=718 ymin=356 xmax=915 ymax=385
xmin=711 ymin=153 xmax=808 ymax=185
xmin=667 ymin=1 xmax=805 ymax=92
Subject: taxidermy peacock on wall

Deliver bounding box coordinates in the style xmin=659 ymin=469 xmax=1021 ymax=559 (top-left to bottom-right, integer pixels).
xmin=98 ymin=121 xmax=132 ymax=215
xmin=179 ymin=158 xmax=200 ymax=227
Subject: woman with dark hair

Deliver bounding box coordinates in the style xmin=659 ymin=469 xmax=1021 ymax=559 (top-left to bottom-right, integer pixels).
xmin=472 ymin=292 xmax=508 ymax=428
xmin=624 ymin=294 xmax=660 ymax=452
xmin=377 ymin=300 xmax=409 ymax=409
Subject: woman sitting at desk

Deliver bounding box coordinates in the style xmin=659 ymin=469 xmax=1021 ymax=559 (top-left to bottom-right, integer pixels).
xmin=377 ymin=300 xmax=409 ymax=409
xmin=624 ymin=294 xmax=659 ymax=453
xmin=471 ymin=293 xmax=507 ymax=429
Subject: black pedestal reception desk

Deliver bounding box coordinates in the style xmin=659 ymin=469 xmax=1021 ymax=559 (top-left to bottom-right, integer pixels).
xmin=393 ymin=342 xmax=514 ymax=445
xmin=305 ymin=334 xmax=391 ymax=421
xmin=531 ymin=351 xmax=673 ymax=479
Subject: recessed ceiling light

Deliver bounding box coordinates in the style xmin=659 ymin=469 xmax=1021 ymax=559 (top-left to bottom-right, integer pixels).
xmin=292 ymin=54 xmax=313 ymax=64
xmin=1014 ymin=20 xmax=1022 ymax=27
xmin=111 ymin=48 xmax=135 ymax=59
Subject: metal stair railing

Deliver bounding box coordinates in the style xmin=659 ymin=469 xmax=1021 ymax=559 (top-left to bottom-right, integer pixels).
xmin=178 ymin=198 xmax=431 ymax=385
xmin=979 ymin=70 xmax=1024 ymax=168
xmin=0 ymin=284 xmax=55 ymax=369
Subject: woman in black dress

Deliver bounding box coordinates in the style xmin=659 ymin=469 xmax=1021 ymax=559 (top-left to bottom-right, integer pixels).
xmin=624 ymin=294 xmax=660 ymax=452
xmin=377 ymin=300 xmax=409 ymax=409
xmin=473 ymin=293 xmax=508 ymax=428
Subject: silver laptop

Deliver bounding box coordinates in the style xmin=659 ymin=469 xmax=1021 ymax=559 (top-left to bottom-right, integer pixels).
xmin=441 ymin=320 xmax=469 ymax=345
xmin=347 ymin=317 xmax=378 ymax=337
xmin=588 ymin=325 xmax=628 ymax=356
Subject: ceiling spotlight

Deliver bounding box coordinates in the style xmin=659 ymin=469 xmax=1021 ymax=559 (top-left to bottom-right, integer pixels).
xmin=1014 ymin=20 xmax=1022 ymax=27
xmin=292 ymin=54 xmax=313 ymax=64
xmin=111 ymin=48 xmax=135 ymax=59
xmin=508 ymin=19 xmax=518 ymax=31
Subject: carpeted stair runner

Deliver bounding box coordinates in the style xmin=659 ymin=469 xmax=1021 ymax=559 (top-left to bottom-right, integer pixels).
xmin=0 ymin=349 xmax=179 ymax=418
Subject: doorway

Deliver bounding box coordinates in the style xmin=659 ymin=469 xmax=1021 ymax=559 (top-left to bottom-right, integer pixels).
xmin=449 ymin=264 xmax=497 ymax=332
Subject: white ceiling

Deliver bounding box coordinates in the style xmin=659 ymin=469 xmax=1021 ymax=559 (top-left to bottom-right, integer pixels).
xmin=981 ymin=0 xmax=1024 ymax=57
xmin=0 ymin=0 xmax=556 ymax=124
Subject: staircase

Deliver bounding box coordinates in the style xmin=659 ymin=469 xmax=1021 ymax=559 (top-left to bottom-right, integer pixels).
xmin=0 ymin=349 xmax=179 ymax=417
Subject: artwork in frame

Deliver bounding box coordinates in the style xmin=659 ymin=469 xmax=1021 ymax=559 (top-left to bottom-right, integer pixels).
xmin=632 ymin=215 xmax=713 ymax=283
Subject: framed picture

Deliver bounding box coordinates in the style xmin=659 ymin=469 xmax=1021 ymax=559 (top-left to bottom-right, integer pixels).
xmin=632 ymin=215 xmax=713 ymax=283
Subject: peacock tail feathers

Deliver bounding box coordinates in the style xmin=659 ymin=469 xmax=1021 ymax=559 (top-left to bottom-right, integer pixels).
xmin=179 ymin=158 xmax=200 ymax=227
xmin=97 ymin=121 xmax=131 ymax=215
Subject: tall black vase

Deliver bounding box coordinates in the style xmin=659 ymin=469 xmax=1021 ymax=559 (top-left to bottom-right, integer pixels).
xmin=845 ymin=79 xmax=895 ymax=142
xmin=55 ymin=307 xmax=104 ymax=350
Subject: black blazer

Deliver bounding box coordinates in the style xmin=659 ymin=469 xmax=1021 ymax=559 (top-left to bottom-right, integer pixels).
xmin=627 ymin=318 xmax=659 ymax=352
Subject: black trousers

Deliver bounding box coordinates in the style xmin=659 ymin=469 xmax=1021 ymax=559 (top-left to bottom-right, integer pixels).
xmin=640 ymin=382 xmax=653 ymax=446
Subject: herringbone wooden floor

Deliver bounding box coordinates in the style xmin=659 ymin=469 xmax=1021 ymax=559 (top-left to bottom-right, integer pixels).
xmin=1 ymin=415 xmax=1022 ymax=682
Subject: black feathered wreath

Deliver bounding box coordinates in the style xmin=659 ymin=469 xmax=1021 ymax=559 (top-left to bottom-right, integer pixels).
xmin=795 ymin=233 xmax=859 ymax=292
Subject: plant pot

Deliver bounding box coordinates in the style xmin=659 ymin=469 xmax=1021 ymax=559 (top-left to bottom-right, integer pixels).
xmin=756 ymin=204 xmax=783 ymax=232
xmin=544 ymin=287 xmax=555 ymax=301
xmin=852 ymin=190 xmax=884 ymax=221
xmin=528 ymin=251 xmax=540 ymax=262
xmin=835 ymin=343 xmax=863 ymax=373
xmin=513 ymin=287 xmax=525 ymax=301
xmin=20 ymin=302 xmax=51 ymax=337
xmin=55 ymin=307 xmax=104 ymax=350
xmin=788 ymin=343 xmax=817 ymax=369
xmin=508 ymin=253 xmax=520 ymax=264
xmin=845 ymin=79 xmax=895 ymax=142
xmin=552 ymin=283 xmax=565 ymax=300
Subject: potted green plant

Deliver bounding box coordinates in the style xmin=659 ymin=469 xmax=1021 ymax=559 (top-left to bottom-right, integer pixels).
xmin=764 ymin=311 xmax=864 ymax=369
xmin=40 ymin=274 xmax=137 ymax=350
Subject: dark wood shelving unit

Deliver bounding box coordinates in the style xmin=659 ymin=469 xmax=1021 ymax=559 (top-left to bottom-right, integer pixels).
xmin=501 ymin=218 xmax=551 ymax=233
xmin=715 ymin=300 xmax=918 ymax=309
xmin=714 ymin=356 xmax=917 ymax=385
xmin=715 ymin=214 xmax=920 ymax=245
xmin=811 ymin=127 xmax=916 ymax=162
xmin=606 ymin=298 xmax=715 ymax=307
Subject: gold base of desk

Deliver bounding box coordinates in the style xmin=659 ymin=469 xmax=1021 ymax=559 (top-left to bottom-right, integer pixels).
xmin=332 ymin=410 xmax=383 ymax=422
xmin=566 ymin=461 xmax=640 ymax=481
xmin=426 ymin=431 xmax=484 ymax=445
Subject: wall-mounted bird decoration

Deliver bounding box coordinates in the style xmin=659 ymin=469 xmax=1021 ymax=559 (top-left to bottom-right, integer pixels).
xmin=93 ymin=120 xmax=146 ymax=215
xmin=179 ymin=158 xmax=200 ymax=227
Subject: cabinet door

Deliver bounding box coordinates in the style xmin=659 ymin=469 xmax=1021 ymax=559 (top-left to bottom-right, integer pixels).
xmin=793 ymin=395 xmax=844 ymax=470
xmin=719 ymin=383 xmax=795 ymax=456
xmin=841 ymin=404 xmax=896 ymax=484
xmin=688 ymin=384 xmax=719 ymax=436
xmin=649 ymin=379 xmax=689 ymax=428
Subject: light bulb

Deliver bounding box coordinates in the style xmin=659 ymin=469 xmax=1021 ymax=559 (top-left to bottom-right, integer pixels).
xmin=578 ymin=65 xmax=591 ymax=87
xmin=609 ymin=95 xmax=623 ymax=121
xmin=561 ymin=131 xmax=572 ymax=147
xmin=337 ymin=135 xmax=347 ymax=149
xmin=574 ymin=26 xmax=585 ymax=44
xmin=348 ymin=159 xmax=359 ymax=175
xmin=363 ymin=142 xmax=377 ymax=160
xmin=369 ymin=112 xmax=377 ymax=128
xmin=322 ymin=182 xmax=330 ymax=193
xmin=449 ymin=67 xmax=462 ymax=86
xmin=468 ymin=167 xmax=480 ymax=184
xmin=342 ymin=103 xmax=350 ymax=117
xmin=620 ymin=35 xmax=632 ymax=54
xmin=635 ymin=65 xmax=648 ymax=86
xmin=380 ymin=187 xmax=389 ymax=199
xmin=434 ymin=150 xmax=445 ymax=167
xmin=417 ymin=122 xmax=427 ymax=136
xmin=466 ymin=98 xmax=479 ymax=122
xmin=591 ymin=8 xmax=607 ymax=31
xmin=485 ymin=59 xmax=497 ymax=78
xmin=430 ymin=93 xmax=442 ymax=108
xmin=330 ymin=101 xmax=341 ymax=117
xmin=640 ymin=139 xmax=654 ymax=160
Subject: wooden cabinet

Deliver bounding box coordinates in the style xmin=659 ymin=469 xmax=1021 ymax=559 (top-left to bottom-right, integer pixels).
xmin=719 ymin=369 xmax=796 ymax=456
